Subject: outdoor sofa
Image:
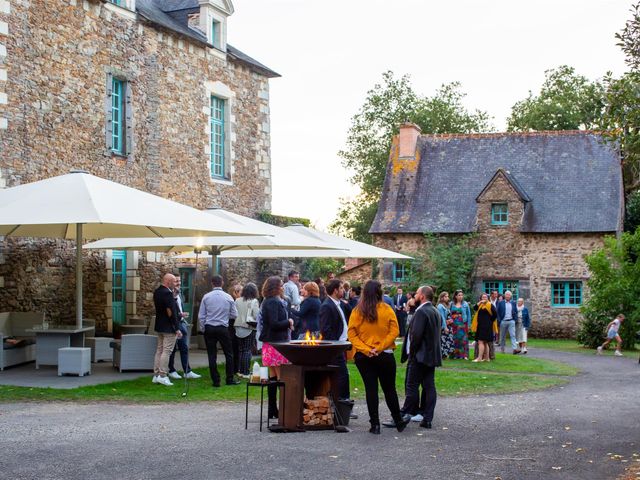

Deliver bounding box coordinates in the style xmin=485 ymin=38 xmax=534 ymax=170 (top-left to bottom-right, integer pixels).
xmin=0 ymin=311 xmax=45 ymax=370
xmin=111 ymin=334 xmax=157 ymax=372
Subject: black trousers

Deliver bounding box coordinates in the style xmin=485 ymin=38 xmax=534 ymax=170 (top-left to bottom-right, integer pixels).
xmin=354 ymin=352 xmax=401 ymax=426
xmin=402 ymin=360 xmax=427 ymax=415
xmin=401 ymin=359 xmax=437 ymax=423
xmin=396 ymin=312 xmax=408 ymax=337
xmin=332 ymin=353 xmax=350 ymax=400
xmin=204 ymin=325 xmax=234 ymax=385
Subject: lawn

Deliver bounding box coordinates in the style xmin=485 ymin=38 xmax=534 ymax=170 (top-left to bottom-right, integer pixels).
xmin=0 ymin=350 xmax=574 ymax=403
xmin=527 ymin=338 xmax=640 ymax=357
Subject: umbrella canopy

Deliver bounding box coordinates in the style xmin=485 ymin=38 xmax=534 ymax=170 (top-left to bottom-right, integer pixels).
xmin=175 ymin=224 xmax=412 ymax=260
xmin=0 ymin=171 xmax=273 ymax=327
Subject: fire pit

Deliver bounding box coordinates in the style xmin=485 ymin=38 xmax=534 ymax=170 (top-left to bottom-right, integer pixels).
xmin=269 ymin=340 xmax=351 ymax=366
xmin=267 ymin=338 xmax=352 ymax=432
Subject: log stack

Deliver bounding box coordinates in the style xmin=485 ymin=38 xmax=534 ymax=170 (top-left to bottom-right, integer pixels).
xmin=303 ymin=396 xmax=333 ymax=427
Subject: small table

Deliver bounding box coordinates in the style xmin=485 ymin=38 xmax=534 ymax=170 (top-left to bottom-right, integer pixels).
xmin=245 ymin=380 xmax=286 ymax=432
xmin=26 ymin=326 xmax=94 ymax=369
xmin=58 ymin=347 xmax=91 ymax=376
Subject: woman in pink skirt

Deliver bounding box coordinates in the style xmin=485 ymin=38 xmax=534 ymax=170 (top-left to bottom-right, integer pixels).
xmin=259 ymin=276 xmax=293 ymax=418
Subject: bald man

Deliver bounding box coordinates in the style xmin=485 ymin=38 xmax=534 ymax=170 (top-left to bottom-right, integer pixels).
xmin=152 ymin=273 xmax=183 ymax=386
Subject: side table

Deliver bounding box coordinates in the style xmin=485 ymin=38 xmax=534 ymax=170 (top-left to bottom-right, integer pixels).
xmin=245 ymin=380 xmax=285 ymax=432
xmin=58 ymin=347 xmax=91 ymax=376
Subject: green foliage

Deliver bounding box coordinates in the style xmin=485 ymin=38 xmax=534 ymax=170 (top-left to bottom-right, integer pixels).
xmin=301 ymin=257 xmax=343 ymax=281
xmin=578 ymin=231 xmax=640 ymax=349
xmin=625 ymin=189 xmax=640 ymax=232
xmin=331 ymin=71 xmax=491 ymax=243
xmin=257 ymin=212 xmax=310 ymax=227
xmin=407 ymin=234 xmax=483 ymax=294
xmin=507 ymin=65 xmax=605 ymax=131
xmin=616 ymin=1 xmax=640 ymax=71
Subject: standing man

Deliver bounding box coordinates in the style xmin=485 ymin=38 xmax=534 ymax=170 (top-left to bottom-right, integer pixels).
xmin=395 ymin=287 xmax=408 ymax=338
xmin=319 ymin=279 xmax=352 ymax=402
xmin=382 ymin=288 xmax=395 ymax=309
xmin=283 ymin=270 xmax=301 ymax=310
xmin=168 ymin=276 xmax=201 ymax=380
xmin=198 ymin=275 xmax=240 ymax=387
xmin=152 ymin=273 xmax=183 ymax=387
xmin=497 ymin=290 xmax=520 ymax=354
xmin=400 ymin=285 xmax=442 ymax=429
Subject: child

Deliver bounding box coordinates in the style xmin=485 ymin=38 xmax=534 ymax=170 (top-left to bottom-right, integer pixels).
xmin=597 ymin=314 xmax=625 ymax=356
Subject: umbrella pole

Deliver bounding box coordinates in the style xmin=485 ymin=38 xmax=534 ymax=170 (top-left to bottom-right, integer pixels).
xmin=76 ymin=223 xmax=83 ymax=329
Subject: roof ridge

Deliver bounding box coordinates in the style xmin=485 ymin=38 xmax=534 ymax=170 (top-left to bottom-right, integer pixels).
xmin=420 ymin=130 xmax=603 ymax=140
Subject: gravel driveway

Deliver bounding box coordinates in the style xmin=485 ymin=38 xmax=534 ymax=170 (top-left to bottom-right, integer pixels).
xmin=0 ymin=348 xmax=638 ymax=480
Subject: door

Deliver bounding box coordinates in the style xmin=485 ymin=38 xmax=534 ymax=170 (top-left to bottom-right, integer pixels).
xmin=179 ymin=268 xmax=194 ymax=319
xmin=112 ymin=250 xmax=127 ymax=326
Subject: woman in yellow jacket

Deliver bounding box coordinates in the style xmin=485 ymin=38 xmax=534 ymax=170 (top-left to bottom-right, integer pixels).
xmin=348 ymin=280 xmax=409 ymax=434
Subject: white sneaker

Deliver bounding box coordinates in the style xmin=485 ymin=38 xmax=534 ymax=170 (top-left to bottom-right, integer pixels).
xmin=614 ymin=350 xmax=623 ymax=357
xmin=156 ymin=376 xmax=174 ymax=386
xmin=168 ymin=371 xmax=182 ymax=379
xmin=596 ymin=346 xmax=603 ymax=355
xmin=152 ymin=375 xmax=159 ymax=384
xmin=185 ymin=371 xmax=201 ymax=379
xmin=411 ymin=414 xmax=424 ymax=422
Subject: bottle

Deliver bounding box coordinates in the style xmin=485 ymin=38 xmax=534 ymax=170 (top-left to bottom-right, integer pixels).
xmin=251 ymin=361 xmax=261 ymax=383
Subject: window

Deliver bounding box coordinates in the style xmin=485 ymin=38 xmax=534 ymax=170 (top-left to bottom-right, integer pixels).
xmin=491 ymin=203 xmax=509 ymax=225
xmin=551 ymin=281 xmax=582 ymax=307
xmin=108 ymin=0 xmax=122 ymax=5
xmin=483 ymin=280 xmax=519 ymax=300
xmin=211 ymin=20 xmax=220 ymax=48
xmin=111 ymin=77 xmax=125 ymax=155
xmin=392 ymin=262 xmax=409 ymax=283
xmin=210 ymin=96 xmax=225 ymax=178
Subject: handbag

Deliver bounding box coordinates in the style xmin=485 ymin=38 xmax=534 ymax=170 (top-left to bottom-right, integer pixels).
xmin=246 ymin=299 xmax=258 ymax=328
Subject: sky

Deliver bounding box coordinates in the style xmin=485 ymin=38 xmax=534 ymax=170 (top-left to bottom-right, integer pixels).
xmin=228 ymin=0 xmax=632 ymax=230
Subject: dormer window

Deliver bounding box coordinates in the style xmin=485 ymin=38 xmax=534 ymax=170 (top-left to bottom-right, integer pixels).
xmin=198 ymin=0 xmax=234 ymax=52
xmin=211 ymin=20 xmax=221 ymax=49
xmin=491 ymin=203 xmax=509 ymax=225
xmin=107 ymin=0 xmax=135 ymax=10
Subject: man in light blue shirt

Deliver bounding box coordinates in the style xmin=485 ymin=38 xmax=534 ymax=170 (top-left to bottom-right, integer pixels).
xmin=198 ymin=275 xmax=239 ymax=387
xmin=497 ymin=290 xmax=520 ymax=354
xmin=283 ymin=270 xmax=301 ymax=310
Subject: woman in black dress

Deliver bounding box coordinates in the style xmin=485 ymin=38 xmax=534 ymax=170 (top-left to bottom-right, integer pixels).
xmin=472 ymin=293 xmax=497 ymax=362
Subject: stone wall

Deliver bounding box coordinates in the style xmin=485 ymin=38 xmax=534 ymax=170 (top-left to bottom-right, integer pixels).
xmin=0 ymin=0 xmax=276 ymax=330
xmin=338 ymin=261 xmax=372 ymax=286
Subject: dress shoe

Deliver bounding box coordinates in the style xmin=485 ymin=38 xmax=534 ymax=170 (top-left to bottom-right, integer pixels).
xmin=513 ymin=349 xmax=522 ymax=355
xmin=212 ymin=383 xmax=221 ymax=388
xmin=226 ymin=379 xmax=241 ymax=385
xmin=369 ymin=425 xmax=381 ymax=434
xmin=349 ymin=413 xmax=358 ymax=420
xmin=381 ymin=420 xmax=396 ymax=428
xmin=420 ymin=421 xmax=432 ymax=429
xmin=396 ymin=414 xmax=411 ymax=432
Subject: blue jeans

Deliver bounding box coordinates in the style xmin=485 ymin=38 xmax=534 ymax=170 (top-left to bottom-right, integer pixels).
xmin=168 ymin=323 xmax=190 ymax=373
xmin=499 ymin=320 xmax=518 ymax=350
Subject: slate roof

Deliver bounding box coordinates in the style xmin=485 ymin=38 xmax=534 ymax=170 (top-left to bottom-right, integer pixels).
xmin=370 ymin=131 xmax=622 ymax=234
xmin=135 ymin=0 xmax=280 ymax=78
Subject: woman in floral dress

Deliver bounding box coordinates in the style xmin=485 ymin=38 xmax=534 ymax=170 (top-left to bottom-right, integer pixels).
xmin=436 ymin=291 xmax=454 ymax=359
xmin=449 ymin=290 xmax=472 ymax=359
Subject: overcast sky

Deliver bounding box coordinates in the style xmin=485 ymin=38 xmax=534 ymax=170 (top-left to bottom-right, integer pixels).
xmin=228 ymin=0 xmax=632 ymax=230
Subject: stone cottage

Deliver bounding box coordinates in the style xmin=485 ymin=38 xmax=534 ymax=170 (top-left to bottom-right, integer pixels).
xmin=0 ymin=0 xmax=279 ymax=332
xmin=370 ymin=124 xmax=623 ymax=336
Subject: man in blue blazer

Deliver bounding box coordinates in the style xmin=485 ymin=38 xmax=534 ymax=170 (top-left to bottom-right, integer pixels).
xmin=496 ymin=291 xmax=521 ymax=354
xmin=319 ymin=279 xmax=353 ymax=401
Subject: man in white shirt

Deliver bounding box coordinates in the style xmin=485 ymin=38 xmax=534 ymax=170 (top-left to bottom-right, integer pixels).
xmin=283 ymin=270 xmax=301 ymax=310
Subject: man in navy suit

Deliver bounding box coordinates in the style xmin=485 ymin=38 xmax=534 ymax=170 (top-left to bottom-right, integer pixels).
xmin=394 ymin=287 xmax=408 ymax=337
xmin=497 ymin=290 xmax=520 ymax=354
xmin=319 ymin=279 xmax=352 ymax=401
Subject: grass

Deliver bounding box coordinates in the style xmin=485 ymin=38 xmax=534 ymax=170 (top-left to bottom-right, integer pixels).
xmin=527 ymin=338 xmax=640 ymax=356
xmin=0 ymin=349 xmax=575 ymax=403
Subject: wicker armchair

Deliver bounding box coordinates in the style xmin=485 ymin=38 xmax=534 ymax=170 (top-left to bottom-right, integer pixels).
xmin=111 ymin=334 xmax=157 ymax=372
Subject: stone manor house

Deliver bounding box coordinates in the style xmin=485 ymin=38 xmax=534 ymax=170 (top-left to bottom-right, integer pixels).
xmin=370 ymin=124 xmax=623 ymax=337
xmin=0 ymin=0 xmax=280 ymax=332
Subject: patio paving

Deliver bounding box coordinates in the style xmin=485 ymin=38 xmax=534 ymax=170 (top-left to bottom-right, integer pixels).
xmin=0 ymin=350 xmax=216 ymax=389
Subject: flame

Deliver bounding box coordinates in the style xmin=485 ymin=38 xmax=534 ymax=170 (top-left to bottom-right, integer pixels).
xmin=302 ymin=330 xmax=323 ymax=346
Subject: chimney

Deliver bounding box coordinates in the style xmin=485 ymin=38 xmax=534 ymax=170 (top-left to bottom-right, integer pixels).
xmin=398 ymin=122 xmax=421 ymax=158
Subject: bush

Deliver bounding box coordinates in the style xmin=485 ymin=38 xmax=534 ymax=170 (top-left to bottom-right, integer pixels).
xmin=579 ymin=231 xmax=640 ymax=349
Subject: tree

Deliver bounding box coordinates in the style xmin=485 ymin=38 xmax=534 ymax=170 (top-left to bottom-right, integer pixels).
xmin=578 ymin=231 xmax=640 ymax=350
xmin=506 ymin=65 xmax=605 ymax=131
xmin=407 ymin=234 xmax=483 ymax=295
xmin=616 ymin=1 xmax=640 ymax=71
xmin=330 ymin=71 xmax=491 ymax=242
xmin=301 ymin=258 xmax=343 ymax=282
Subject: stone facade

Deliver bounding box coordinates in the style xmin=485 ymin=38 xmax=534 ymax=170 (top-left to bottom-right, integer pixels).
xmin=337 ymin=261 xmax=372 ymax=286
xmin=0 ymin=0 xmax=277 ymax=331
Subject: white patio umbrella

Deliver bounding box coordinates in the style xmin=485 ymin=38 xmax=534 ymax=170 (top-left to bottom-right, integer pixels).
xmin=0 ymin=171 xmax=273 ymax=327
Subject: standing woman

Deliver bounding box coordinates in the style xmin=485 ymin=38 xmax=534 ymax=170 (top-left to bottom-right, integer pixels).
xmin=348 ymin=280 xmax=410 ymax=434
xmin=516 ymin=298 xmax=531 ymax=354
xmin=234 ymin=283 xmax=260 ymax=378
xmin=471 ymin=293 xmax=498 ymax=362
xmin=406 ymin=292 xmax=417 ymax=326
xmin=289 ymin=281 xmax=321 ymax=338
xmin=259 ymin=276 xmax=294 ymax=419
xmin=450 ymin=290 xmax=472 ymax=360
xmin=437 ymin=292 xmax=455 ymax=359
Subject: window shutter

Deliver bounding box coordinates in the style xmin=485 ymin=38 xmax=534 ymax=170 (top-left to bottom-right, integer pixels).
xmin=105 ymin=73 xmax=113 ymax=150
xmin=125 ymin=81 xmax=134 ymax=158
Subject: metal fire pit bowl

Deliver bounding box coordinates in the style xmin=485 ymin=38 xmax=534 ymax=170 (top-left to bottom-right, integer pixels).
xmin=269 ymin=340 xmax=352 ymax=366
